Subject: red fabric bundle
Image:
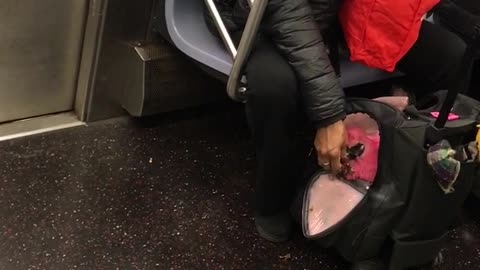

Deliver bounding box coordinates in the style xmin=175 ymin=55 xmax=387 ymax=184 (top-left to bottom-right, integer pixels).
xmin=339 ymin=0 xmax=440 ymax=72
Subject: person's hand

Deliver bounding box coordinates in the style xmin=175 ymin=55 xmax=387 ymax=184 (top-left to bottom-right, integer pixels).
xmin=314 ymin=120 xmax=348 ymax=175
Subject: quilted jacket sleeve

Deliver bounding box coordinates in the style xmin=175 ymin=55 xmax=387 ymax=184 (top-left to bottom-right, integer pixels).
xmin=250 ymin=0 xmax=346 ymax=127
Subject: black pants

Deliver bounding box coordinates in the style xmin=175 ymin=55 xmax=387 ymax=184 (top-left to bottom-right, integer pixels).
xmin=246 ymin=21 xmax=467 ymax=216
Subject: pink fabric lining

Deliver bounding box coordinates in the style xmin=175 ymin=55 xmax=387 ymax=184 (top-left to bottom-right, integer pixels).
xmin=346 ymin=126 xmax=380 ymax=183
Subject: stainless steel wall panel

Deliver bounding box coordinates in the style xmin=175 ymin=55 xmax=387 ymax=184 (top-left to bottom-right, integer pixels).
xmin=0 ymin=0 xmax=88 ymax=122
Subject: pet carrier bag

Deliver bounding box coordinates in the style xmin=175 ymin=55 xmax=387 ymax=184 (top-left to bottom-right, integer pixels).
xmin=296 ymin=45 xmax=480 ymax=269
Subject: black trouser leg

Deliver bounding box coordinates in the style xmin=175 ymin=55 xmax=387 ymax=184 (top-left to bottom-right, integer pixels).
xmin=435 ymin=0 xmax=480 ymax=42
xmin=245 ymin=38 xmax=301 ymax=217
xmin=397 ymin=21 xmax=467 ymax=95
xmin=454 ymin=0 xmax=480 ymax=15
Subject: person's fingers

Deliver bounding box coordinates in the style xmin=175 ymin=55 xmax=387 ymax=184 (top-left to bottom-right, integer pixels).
xmin=341 ymin=145 xmax=348 ymax=164
xmin=329 ymin=148 xmax=342 ymax=174
xmin=318 ymin=148 xmax=331 ymax=170
xmin=341 ymin=130 xmax=349 ymax=164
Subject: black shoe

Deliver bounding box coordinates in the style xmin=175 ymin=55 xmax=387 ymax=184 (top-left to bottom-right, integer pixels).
xmin=255 ymin=212 xmax=292 ymax=243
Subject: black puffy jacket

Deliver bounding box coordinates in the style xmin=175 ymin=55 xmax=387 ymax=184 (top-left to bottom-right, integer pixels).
xmin=205 ymin=0 xmax=345 ymax=127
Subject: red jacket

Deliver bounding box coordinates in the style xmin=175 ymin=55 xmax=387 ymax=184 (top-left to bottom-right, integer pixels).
xmin=339 ymin=0 xmax=440 ymax=72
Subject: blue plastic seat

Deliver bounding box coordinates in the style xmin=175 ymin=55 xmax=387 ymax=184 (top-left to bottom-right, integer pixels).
xmin=164 ymin=0 xmax=400 ymax=88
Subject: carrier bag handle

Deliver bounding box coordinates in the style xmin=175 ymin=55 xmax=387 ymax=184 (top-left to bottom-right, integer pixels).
xmin=425 ymin=44 xmax=477 ymax=144
xmin=434 ymin=44 xmax=476 ymax=129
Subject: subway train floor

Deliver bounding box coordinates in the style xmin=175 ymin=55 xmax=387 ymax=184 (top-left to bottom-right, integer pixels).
xmin=0 ymin=103 xmax=478 ymax=270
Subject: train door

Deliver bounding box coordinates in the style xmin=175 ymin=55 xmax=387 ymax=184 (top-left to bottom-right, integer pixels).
xmin=0 ymin=0 xmax=88 ymax=123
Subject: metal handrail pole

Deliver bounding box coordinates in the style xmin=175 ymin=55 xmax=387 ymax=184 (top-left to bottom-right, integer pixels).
xmin=204 ymin=0 xmax=237 ymax=58
xmin=204 ymin=0 xmax=268 ymax=101
xmin=227 ymin=0 xmax=267 ymax=100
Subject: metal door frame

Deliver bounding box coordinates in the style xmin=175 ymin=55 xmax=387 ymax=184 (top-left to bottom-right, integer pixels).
xmin=75 ymin=0 xmax=109 ymax=122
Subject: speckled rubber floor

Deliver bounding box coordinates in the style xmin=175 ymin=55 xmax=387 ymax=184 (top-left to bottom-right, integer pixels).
xmin=0 ymin=105 xmax=478 ymax=270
